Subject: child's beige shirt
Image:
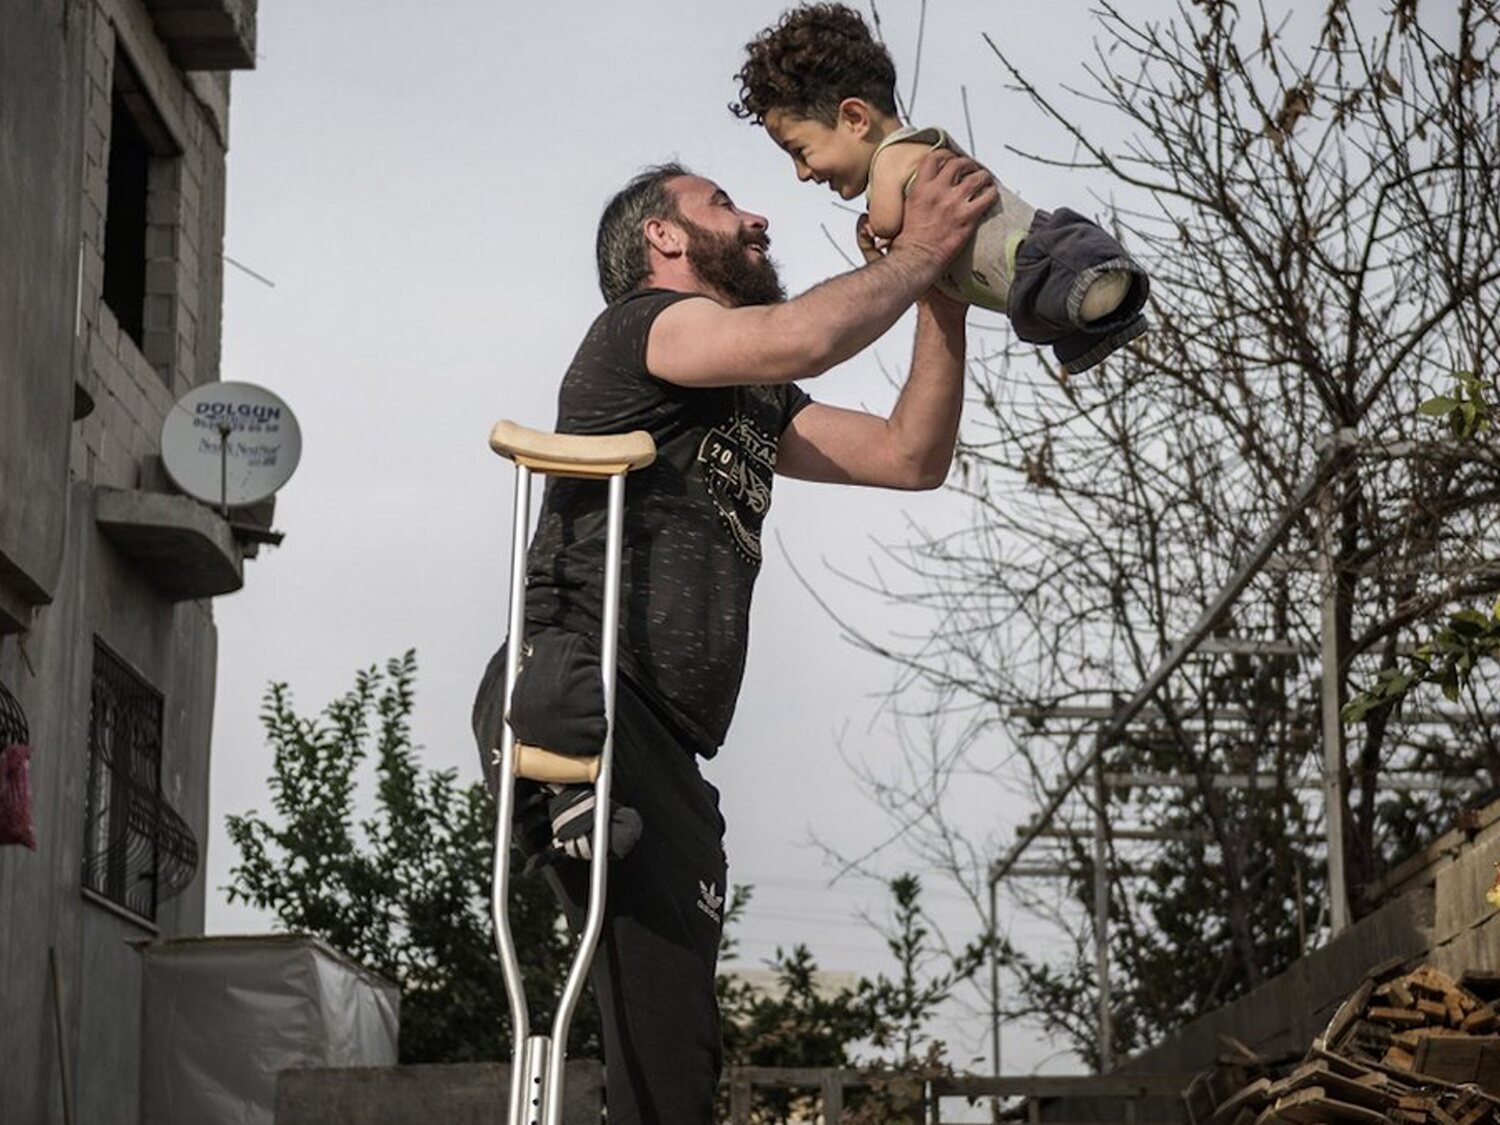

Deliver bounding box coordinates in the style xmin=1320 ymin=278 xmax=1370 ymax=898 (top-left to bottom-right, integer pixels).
xmin=867 ymin=125 xmax=1037 ymax=311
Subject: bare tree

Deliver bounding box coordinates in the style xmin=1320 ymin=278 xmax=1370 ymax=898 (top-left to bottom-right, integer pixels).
xmin=824 ymin=0 xmax=1500 ymax=1065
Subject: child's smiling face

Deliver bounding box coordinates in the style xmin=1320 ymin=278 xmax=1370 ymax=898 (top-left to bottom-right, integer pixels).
xmin=764 ymin=107 xmax=879 ymax=201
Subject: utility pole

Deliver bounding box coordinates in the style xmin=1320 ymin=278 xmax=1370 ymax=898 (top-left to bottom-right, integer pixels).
xmin=1093 ymin=751 xmax=1112 ymax=1071
xmin=987 ymin=871 xmax=1001 ymax=1124
xmin=1319 ymin=474 xmax=1352 ymax=935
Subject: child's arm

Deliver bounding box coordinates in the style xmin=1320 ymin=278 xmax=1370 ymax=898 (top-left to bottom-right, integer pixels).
xmin=867 ymin=139 xmax=953 ymax=241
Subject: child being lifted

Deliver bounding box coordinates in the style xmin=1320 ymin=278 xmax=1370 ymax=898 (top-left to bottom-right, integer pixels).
xmin=732 ymin=3 xmax=1150 ymax=374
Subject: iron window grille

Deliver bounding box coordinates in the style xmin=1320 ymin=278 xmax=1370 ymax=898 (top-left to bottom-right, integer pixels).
xmin=82 ymin=640 xmax=198 ymax=922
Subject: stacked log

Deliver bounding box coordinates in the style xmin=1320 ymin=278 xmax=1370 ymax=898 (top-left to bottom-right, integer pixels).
xmin=1185 ymin=963 xmax=1500 ymax=1124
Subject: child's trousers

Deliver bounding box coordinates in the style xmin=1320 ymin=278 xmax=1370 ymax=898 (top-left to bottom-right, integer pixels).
xmin=474 ymin=634 xmax=728 ymax=1125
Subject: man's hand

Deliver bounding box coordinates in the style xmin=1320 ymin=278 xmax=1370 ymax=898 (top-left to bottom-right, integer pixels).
xmin=891 ymin=149 xmax=996 ymax=270
xmin=860 ymin=213 xmax=969 ymax=322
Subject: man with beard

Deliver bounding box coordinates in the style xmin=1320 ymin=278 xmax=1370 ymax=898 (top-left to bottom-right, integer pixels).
xmin=474 ymin=154 xmax=993 ymax=1125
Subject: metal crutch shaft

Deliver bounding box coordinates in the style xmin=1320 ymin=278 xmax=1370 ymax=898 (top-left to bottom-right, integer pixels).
xmin=487 ymin=422 xmax=656 ymax=1125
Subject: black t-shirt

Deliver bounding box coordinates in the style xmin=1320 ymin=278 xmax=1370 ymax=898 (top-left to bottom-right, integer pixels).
xmin=524 ymin=288 xmax=813 ymax=755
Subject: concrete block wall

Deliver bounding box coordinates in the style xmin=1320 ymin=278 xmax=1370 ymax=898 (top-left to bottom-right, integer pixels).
xmin=1 ymin=492 xmax=220 ymax=1125
xmin=0 ymin=1 xmax=245 ymax=1123
xmin=1028 ymin=804 xmax=1500 ymax=1125
xmin=1422 ymin=813 xmax=1500 ymax=980
xmin=275 ymin=1063 xmax=607 ymax=1125
xmin=0 ymin=0 xmax=87 ymax=628
xmin=1023 ymin=810 xmax=1500 ymax=1123
xmin=71 ymin=0 xmax=231 ymax=493
xmin=1121 ymin=884 xmax=1439 ymax=1077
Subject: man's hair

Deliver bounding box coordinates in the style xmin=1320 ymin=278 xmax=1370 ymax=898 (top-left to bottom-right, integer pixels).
xmin=596 ymin=163 xmax=691 ymax=304
xmin=730 ymin=3 xmax=899 ymax=127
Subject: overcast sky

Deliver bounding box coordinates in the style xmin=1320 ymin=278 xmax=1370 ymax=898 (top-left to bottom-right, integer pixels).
xmin=206 ymin=0 xmax=1178 ymax=1076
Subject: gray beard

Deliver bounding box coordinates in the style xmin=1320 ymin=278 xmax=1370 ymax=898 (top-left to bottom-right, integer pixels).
xmin=679 ymin=219 xmax=786 ymax=307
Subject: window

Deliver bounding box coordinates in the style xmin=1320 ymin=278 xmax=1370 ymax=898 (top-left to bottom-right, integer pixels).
xmin=101 ymin=48 xmax=175 ymax=352
xmin=82 ymin=640 xmax=197 ymax=922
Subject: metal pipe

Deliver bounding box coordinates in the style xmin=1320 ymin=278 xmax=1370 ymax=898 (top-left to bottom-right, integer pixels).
xmin=218 ymin=422 xmax=232 ymax=518
xmin=492 ymin=465 xmax=534 ymax=1125
xmin=1097 ymin=770 xmax=1483 ymax=794
xmin=544 ymin=471 xmax=627 ymax=1125
xmin=523 ymin=1035 xmax=549 ymax=1125
xmin=1093 ymin=752 xmax=1111 ymax=1071
xmin=49 ymin=948 xmax=76 ymax=1125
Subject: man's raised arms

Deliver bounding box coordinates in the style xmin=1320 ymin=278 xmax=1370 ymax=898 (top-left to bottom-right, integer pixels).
xmin=645 ymin=149 xmax=995 ymax=387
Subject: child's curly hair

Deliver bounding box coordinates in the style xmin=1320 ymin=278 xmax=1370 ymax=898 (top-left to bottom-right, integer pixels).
xmin=731 ymin=3 xmax=899 ymax=127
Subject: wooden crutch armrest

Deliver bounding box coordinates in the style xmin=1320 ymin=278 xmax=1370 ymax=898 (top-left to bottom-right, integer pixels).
xmin=489 ymin=420 xmax=656 ymax=479
xmin=514 ymin=743 xmax=602 ymax=784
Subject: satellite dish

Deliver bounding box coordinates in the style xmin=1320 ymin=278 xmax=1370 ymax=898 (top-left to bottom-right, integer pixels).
xmin=160 ymin=381 xmax=302 ymax=508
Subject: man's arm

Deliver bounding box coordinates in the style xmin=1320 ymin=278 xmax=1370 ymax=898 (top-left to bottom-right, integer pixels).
xmin=645 ymin=151 xmax=994 ymax=387
xmin=775 ymin=291 xmax=968 ymax=490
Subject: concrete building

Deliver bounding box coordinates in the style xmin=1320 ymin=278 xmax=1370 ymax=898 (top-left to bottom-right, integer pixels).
xmin=1 ymin=2 xmax=265 ymax=1122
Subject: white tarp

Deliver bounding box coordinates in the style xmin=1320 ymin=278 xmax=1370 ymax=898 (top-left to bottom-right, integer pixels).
xmin=139 ymin=934 xmax=399 ymax=1125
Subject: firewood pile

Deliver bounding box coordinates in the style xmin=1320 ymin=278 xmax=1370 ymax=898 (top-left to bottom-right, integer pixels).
xmin=1184 ymin=961 xmax=1500 ymax=1124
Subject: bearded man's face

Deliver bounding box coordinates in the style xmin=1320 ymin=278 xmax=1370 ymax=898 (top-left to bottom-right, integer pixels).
xmin=679 ymin=218 xmax=786 ymax=307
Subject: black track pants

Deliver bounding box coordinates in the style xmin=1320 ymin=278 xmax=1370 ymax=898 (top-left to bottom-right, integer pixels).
xmin=474 ymin=640 xmax=727 ymax=1125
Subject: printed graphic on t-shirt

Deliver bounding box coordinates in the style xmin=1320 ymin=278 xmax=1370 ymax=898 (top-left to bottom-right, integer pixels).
xmin=696 ymin=879 xmax=724 ymax=924
xmin=699 ymin=405 xmax=778 ymax=564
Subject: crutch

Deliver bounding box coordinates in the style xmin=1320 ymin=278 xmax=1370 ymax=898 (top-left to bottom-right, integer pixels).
xmin=487 ymin=420 xmax=656 ymax=1125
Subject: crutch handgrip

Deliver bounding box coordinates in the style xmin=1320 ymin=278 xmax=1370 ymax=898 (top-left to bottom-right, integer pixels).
xmin=489 ymin=420 xmax=656 ymax=479
xmin=513 ymin=743 xmax=602 ymax=784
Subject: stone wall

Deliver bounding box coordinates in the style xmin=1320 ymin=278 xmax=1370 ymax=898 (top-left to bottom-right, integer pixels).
xmin=275 ymin=1063 xmax=606 ymax=1125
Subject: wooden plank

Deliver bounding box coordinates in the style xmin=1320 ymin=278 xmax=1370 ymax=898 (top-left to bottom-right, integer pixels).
xmin=1210 ymin=1077 xmax=1273 ymax=1123
xmin=1384 ymin=1045 xmax=1417 ymax=1071
xmin=1372 ymin=1007 xmax=1432 ymax=1027
xmin=1182 ymin=1070 xmax=1218 ymax=1125
xmin=1412 ymin=1036 xmax=1500 ymax=1091
xmin=1464 ymin=1006 xmax=1499 ymax=1034
xmin=1326 ymin=978 xmax=1376 ymax=1048
xmin=1349 ymin=1018 xmax=1396 ymax=1048
xmin=822 ymin=1072 xmax=843 ymax=1125
xmin=1408 ymin=967 xmax=1463 ymax=996
xmin=729 ymin=1071 xmax=752 ymax=1125
xmin=1281 ymin=1062 xmax=1399 ymax=1111
xmin=1378 ymin=979 xmax=1417 ymax=1008
xmin=1267 ymin=1085 xmax=1391 ymax=1123
xmin=1313 ymin=1041 xmax=1500 ymax=1113
xmin=1304 ymin=1049 xmax=1388 ymax=1082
